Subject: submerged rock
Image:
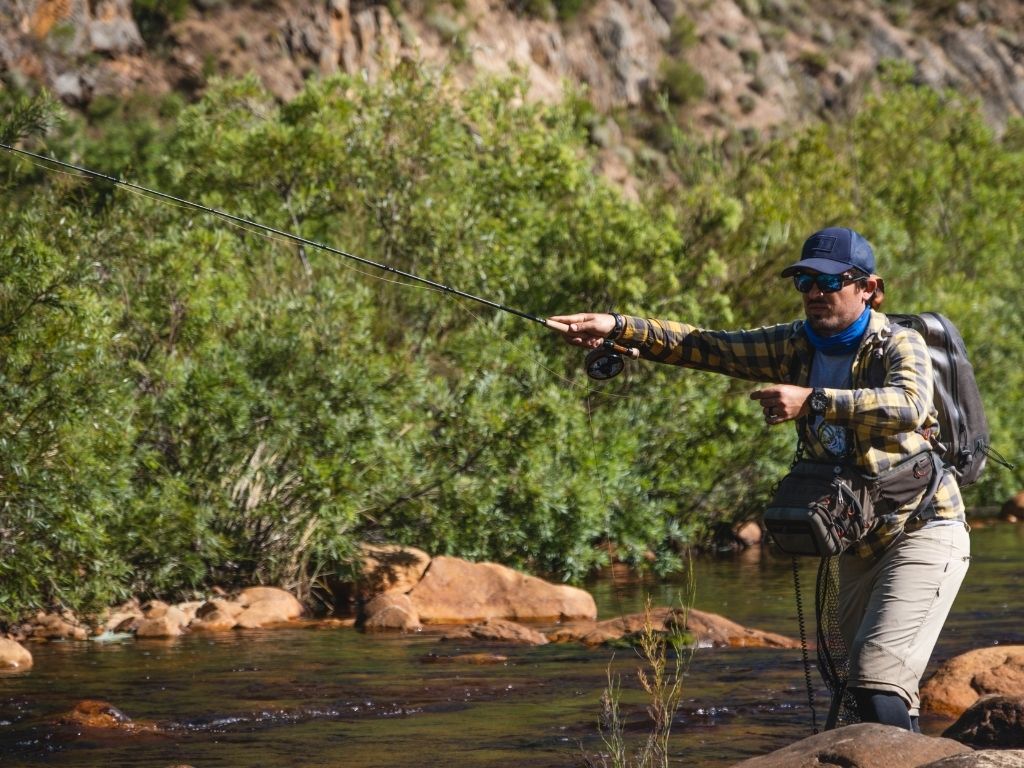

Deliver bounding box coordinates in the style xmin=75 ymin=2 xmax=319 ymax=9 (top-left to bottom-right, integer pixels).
xmin=548 ymin=606 xmax=798 ymax=649
xmin=57 ymin=699 xmax=160 ymax=733
xmin=443 ymin=618 xmax=549 ymax=646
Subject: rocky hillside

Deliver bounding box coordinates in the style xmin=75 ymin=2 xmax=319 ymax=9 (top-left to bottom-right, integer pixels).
xmin=2 ymin=0 xmax=1023 ymax=137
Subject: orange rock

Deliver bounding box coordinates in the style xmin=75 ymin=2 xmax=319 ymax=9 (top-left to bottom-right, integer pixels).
xmin=551 ymin=606 xmax=798 ymax=649
xmin=359 ymin=543 xmax=431 ymax=597
xmin=189 ymin=609 xmax=238 ymax=632
xmin=363 ymin=593 xmax=421 ymax=632
xmin=136 ymin=615 xmax=184 ymax=639
xmin=0 ymin=638 xmax=33 ymax=670
xmin=407 ymin=556 xmax=596 ymax=623
xmin=922 ymin=646 xmax=1024 ymax=718
xmin=1000 ymin=490 xmax=1024 ymax=522
xmin=58 ymin=700 xmax=159 ymax=733
xmin=444 ymin=618 xmax=548 ymax=645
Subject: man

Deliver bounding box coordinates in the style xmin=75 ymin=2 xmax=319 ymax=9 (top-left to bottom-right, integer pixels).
xmin=551 ymin=226 xmax=970 ymax=731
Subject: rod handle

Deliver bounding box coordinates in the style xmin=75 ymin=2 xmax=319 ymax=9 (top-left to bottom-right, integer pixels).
xmin=543 ymin=319 xmax=639 ymax=359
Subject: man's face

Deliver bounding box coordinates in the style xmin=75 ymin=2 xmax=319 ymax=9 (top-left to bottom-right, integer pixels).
xmin=798 ymin=270 xmax=877 ymax=336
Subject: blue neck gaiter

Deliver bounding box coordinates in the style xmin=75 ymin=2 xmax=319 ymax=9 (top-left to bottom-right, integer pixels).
xmin=804 ymin=307 xmax=871 ymax=356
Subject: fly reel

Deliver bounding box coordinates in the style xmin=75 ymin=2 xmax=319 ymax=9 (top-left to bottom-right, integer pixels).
xmin=585 ymin=339 xmax=639 ymax=380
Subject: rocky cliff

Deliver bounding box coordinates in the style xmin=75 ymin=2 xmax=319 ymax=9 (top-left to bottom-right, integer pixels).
xmin=2 ymin=0 xmax=1022 ymax=136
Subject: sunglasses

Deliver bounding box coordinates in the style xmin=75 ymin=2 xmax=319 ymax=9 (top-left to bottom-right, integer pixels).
xmin=793 ymin=272 xmax=867 ymax=294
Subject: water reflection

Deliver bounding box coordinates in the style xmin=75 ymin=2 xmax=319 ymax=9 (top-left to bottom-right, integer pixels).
xmin=0 ymin=524 xmax=1019 ymax=767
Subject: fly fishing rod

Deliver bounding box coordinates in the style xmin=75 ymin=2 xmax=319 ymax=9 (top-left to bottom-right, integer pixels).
xmin=1 ymin=142 xmax=638 ymax=379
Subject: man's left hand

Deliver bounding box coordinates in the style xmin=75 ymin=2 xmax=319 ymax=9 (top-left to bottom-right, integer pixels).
xmin=750 ymin=385 xmax=812 ymax=426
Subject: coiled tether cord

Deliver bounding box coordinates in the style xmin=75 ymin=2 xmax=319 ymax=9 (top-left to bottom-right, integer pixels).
xmin=792 ymin=556 xmax=819 ymax=734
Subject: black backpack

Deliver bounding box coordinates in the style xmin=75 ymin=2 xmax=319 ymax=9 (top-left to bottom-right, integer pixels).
xmin=884 ymin=312 xmax=1012 ymax=485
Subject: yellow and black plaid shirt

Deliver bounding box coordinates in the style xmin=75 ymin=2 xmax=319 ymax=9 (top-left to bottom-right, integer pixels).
xmin=616 ymin=309 xmax=965 ymax=557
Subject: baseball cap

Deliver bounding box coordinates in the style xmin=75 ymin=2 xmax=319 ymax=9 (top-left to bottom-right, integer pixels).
xmin=781 ymin=227 xmax=875 ymax=277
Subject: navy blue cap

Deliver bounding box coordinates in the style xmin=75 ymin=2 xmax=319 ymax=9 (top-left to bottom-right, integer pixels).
xmin=781 ymin=227 xmax=875 ymax=277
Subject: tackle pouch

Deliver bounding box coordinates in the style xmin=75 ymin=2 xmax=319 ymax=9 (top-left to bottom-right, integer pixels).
xmin=763 ymin=461 xmax=872 ymax=557
xmin=763 ymin=451 xmax=939 ymax=557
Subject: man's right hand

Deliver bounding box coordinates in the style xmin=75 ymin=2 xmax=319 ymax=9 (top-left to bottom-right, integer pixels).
xmin=547 ymin=313 xmax=616 ymax=348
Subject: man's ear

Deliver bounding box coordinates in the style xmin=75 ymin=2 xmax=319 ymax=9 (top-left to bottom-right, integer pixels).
xmin=865 ymin=275 xmax=885 ymax=309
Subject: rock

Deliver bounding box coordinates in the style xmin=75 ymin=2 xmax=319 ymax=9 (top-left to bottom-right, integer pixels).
xmin=419 ymin=652 xmax=509 ymax=665
xmin=921 ymin=646 xmax=1024 ymax=718
xmin=920 ymin=751 xmax=1024 ymax=768
xmin=444 ymin=618 xmax=549 ymax=646
xmin=135 ymin=615 xmax=184 ymax=639
xmin=548 ymin=607 xmax=798 ymax=649
xmin=1000 ymin=490 xmax=1024 ymax=522
xmin=195 ymin=598 xmax=244 ymax=620
xmin=363 ymin=593 xmax=421 ymax=632
xmin=233 ymin=586 xmax=304 ymax=627
xmin=727 ymin=722 xmax=970 ymax=768
xmin=142 ymin=600 xmax=170 ymax=618
xmin=31 ymin=611 xmax=89 ymax=641
xmin=359 ymin=543 xmax=431 ymax=597
xmin=942 ymin=694 xmax=1024 ymax=748
xmin=57 ymin=700 xmax=159 ymax=733
xmin=88 ymin=0 xmax=143 ymax=54
xmin=189 ymin=608 xmax=238 ymax=632
xmin=174 ymin=601 xmax=205 ymax=624
xmin=406 ymin=556 xmax=596 ymax=623
xmin=104 ymin=608 xmax=144 ymax=634
xmin=734 ymin=520 xmax=764 ymax=547
xmin=0 ymin=638 xmax=33 ymax=670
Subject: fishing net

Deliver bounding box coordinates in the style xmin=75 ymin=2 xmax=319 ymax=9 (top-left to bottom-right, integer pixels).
xmin=815 ymin=555 xmax=860 ymax=728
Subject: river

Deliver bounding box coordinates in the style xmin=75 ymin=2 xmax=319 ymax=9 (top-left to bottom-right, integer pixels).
xmin=1 ymin=522 xmax=1020 ymax=767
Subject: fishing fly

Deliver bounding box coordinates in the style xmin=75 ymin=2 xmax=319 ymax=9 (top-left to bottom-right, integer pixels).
xmin=0 ymin=142 xmax=639 ymax=379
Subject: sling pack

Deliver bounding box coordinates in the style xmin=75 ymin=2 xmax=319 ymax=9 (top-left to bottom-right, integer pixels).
xmin=883 ymin=312 xmax=1011 ymax=486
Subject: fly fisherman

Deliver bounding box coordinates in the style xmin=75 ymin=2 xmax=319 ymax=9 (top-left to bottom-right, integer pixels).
xmin=550 ymin=226 xmax=970 ymax=732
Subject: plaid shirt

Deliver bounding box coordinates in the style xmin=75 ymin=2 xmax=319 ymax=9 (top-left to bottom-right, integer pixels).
xmin=616 ymin=309 xmax=965 ymax=557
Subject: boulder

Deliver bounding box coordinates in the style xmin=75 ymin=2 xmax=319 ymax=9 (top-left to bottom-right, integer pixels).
xmin=727 ymin=722 xmax=970 ymax=768
xmin=942 ymin=694 xmax=1024 ymax=749
xmin=362 ymin=593 xmax=421 ymax=632
xmin=922 ymin=646 xmax=1024 ymax=718
xmin=920 ymin=752 xmax=1024 ymax=768
xmin=407 ymin=556 xmax=596 ymax=623
xmin=444 ymin=618 xmax=549 ymax=646
xmin=359 ymin=543 xmax=431 ymax=597
xmin=233 ymin=587 xmax=304 ymax=628
xmin=548 ymin=607 xmax=798 ymax=649
xmin=0 ymin=637 xmax=33 ymax=670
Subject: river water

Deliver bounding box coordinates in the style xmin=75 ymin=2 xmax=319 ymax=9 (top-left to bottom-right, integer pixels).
xmin=1 ymin=523 xmax=1020 ymax=767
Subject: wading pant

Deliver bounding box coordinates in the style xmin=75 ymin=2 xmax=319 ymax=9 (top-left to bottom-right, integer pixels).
xmin=838 ymin=523 xmax=970 ymax=716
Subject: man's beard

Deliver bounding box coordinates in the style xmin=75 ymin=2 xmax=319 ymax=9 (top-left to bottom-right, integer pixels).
xmin=806 ymin=314 xmax=847 ymax=336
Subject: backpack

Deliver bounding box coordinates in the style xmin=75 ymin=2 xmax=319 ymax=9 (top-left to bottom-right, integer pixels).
xmin=883 ymin=312 xmax=1011 ymax=485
